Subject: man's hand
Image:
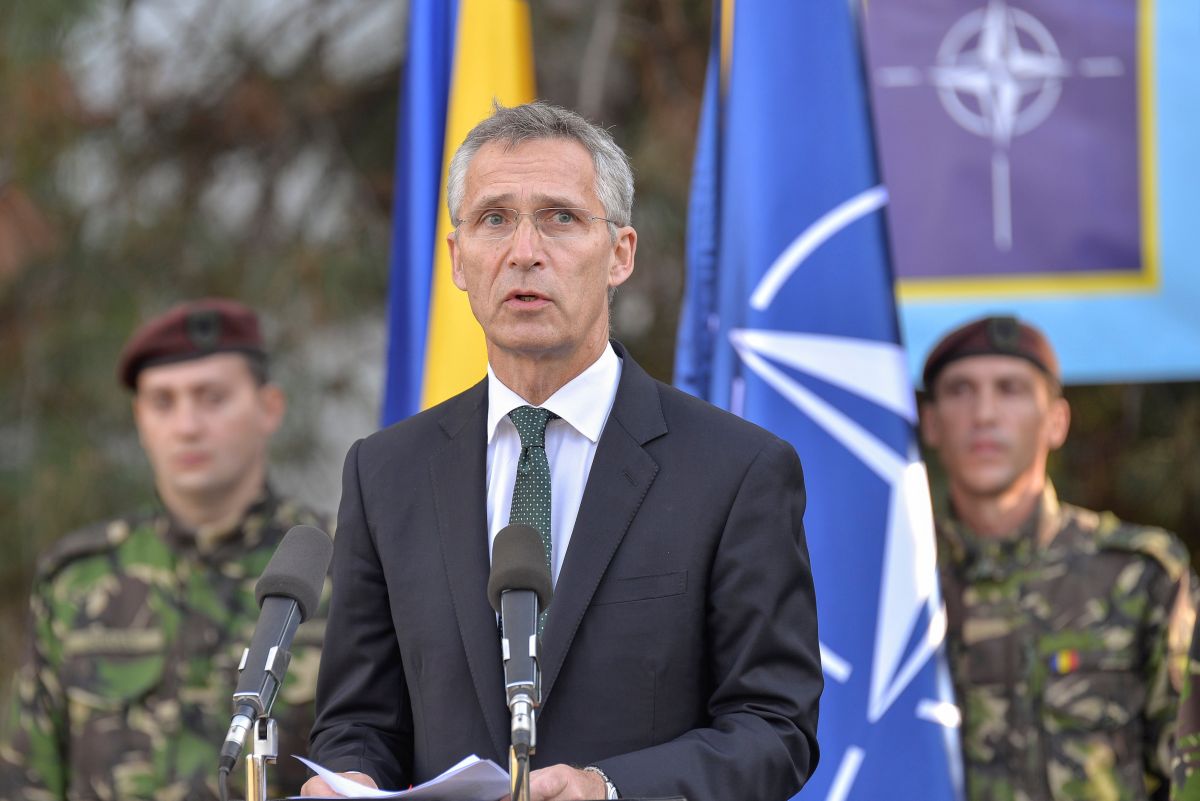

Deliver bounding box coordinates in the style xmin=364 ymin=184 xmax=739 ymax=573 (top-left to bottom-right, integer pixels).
xmin=517 ymin=764 xmax=608 ymax=801
xmin=299 ymin=771 xmax=379 ymax=797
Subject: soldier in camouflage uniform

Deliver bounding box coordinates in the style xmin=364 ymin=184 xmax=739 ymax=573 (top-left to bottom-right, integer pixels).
xmin=921 ymin=316 xmax=1196 ymax=801
xmin=1173 ymin=617 xmax=1200 ymax=798
xmin=0 ymin=299 xmax=332 ymax=801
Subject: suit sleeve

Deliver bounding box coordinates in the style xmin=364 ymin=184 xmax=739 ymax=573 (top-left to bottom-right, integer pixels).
xmin=594 ymin=436 xmax=822 ymax=801
xmin=308 ymin=439 xmax=414 ymax=790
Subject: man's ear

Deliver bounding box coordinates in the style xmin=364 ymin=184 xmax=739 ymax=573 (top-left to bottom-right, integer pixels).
xmin=607 ymin=226 xmax=637 ymax=289
xmin=131 ymin=396 xmax=146 ymax=445
xmin=259 ymin=383 xmax=287 ymax=435
xmin=918 ymin=399 xmax=941 ymax=449
xmin=448 ymin=233 xmax=467 ymax=291
xmin=1046 ymin=395 xmax=1070 ymax=450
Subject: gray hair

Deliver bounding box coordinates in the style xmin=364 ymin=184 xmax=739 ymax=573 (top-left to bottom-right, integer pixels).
xmin=446 ymin=101 xmax=635 ymax=231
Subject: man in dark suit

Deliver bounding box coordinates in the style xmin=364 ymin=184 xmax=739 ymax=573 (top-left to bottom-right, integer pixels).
xmin=305 ymin=102 xmax=822 ymax=801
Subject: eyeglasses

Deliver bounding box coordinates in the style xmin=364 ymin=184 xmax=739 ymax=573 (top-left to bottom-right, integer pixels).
xmin=455 ymin=207 xmax=618 ymax=240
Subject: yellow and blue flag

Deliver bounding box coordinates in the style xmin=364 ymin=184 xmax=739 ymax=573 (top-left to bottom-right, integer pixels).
xmin=382 ymin=0 xmax=534 ymax=424
xmin=861 ymin=0 xmax=1200 ymax=383
xmin=676 ymin=2 xmax=962 ymax=799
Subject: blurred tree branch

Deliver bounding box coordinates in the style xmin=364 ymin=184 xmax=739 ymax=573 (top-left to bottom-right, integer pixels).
xmin=4 ymin=0 xmax=1198 ymax=705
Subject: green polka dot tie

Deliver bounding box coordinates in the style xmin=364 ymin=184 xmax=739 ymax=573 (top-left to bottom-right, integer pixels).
xmin=507 ymin=406 xmax=558 ymax=578
xmin=508 ymin=410 xmax=559 ymax=633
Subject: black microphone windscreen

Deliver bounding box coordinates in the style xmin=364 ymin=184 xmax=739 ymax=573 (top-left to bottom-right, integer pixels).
xmin=487 ymin=524 xmax=553 ymax=613
xmin=254 ymin=525 xmax=333 ymax=621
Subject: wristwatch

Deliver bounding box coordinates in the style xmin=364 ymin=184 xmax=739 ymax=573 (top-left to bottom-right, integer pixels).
xmin=583 ymin=765 xmax=619 ymax=799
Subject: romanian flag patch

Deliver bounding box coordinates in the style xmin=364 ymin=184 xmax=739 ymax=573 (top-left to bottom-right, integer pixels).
xmin=1049 ymin=649 xmax=1082 ymax=675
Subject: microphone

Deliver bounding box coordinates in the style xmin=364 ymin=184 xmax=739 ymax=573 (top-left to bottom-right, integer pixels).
xmin=487 ymin=524 xmax=553 ymax=760
xmin=218 ymin=524 xmax=334 ymax=775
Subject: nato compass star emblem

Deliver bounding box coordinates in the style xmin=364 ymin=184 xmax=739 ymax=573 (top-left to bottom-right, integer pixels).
xmin=874 ymin=0 xmax=1125 ymax=252
xmin=730 ymin=187 xmax=960 ymax=799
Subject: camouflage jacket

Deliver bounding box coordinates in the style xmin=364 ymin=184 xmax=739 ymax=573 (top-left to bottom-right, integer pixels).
xmin=938 ymin=484 xmax=1195 ymax=801
xmin=1172 ymin=620 xmax=1200 ymax=799
xmin=0 ymin=490 xmax=332 ymax=801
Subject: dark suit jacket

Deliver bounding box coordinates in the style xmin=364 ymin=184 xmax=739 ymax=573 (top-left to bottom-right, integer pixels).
xmin=310 ymin=344 xmax=821 ymax=801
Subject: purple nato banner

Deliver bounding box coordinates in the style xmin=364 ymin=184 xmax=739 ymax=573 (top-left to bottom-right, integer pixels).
xmin=862 ymin=0 xmax=1142 ymax=280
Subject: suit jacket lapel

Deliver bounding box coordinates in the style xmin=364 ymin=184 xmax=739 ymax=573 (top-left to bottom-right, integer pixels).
xmin=540 ymin=346 xmax=667 ymax=708
xmin=428 ymin=380 xmax=509 ymax=759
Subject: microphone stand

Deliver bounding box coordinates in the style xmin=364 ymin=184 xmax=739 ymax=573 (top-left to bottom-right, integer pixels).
xmin=508 ymin=687 xmax=536 ymax=801
xmin=245 ymin=715 xmax=278 ymax=801
xmin=509 ymin=746 xmax=529 ymax=801
xmin=487 ymin=526 xmax=551 ymax=801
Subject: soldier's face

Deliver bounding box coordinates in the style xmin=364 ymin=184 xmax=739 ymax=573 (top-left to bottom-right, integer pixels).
xmin=921 ymin=355 xmax=1070 ymax=502
xmin=133 ymin=353 xmax=284 ymax=513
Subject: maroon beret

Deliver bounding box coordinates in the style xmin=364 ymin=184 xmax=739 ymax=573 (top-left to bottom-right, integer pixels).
xmin=922 ymin=315 xmax=1059 ymax=392
xmin=118 ymin=298 xmax=265 ymax=390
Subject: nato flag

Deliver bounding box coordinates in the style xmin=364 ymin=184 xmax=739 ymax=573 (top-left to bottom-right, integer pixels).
xmin=676 ymin=3 xmax=963 ymax=799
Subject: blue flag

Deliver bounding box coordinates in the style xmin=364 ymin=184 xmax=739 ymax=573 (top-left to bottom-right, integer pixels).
xmin=381 ymin=0 xmax=456 ymax=425
xmin=860 ymin=0 xmax=1200 ymax=384
xmin=676 ymin=3 xmax=962 ymax=799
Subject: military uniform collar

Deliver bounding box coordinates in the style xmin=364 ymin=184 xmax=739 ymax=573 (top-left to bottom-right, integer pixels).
xmin=162 ymin=484 xmax=279 ymax=555
xmin=1034 ymin=482 xmax=1063 ymax=548
xmin=940 ymin=482 xmax=1063 ymax=580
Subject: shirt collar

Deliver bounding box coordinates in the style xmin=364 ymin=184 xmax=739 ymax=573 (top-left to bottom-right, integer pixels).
xmin=487 ymin=342 xmax=621 ymax=443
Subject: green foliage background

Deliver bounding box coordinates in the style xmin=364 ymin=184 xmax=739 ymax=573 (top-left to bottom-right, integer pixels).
xmin=2 ymin=1 xmax=1198 ymax=698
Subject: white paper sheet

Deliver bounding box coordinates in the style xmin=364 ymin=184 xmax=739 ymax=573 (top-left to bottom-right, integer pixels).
xmin=288 ymin=753 xmax=509 ymax=800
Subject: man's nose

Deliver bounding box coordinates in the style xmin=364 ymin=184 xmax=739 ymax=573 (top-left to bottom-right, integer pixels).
xmin=507 ymin=214 xmax=543 ymax=265
xmin=172 ymin=400 xmax=204 ymax=435
xmin=972 ymin=387 xmax=999 ymax=422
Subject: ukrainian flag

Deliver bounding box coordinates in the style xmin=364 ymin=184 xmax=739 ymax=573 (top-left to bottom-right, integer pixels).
xmin=382 ymin=0 xmax=534 ymax=425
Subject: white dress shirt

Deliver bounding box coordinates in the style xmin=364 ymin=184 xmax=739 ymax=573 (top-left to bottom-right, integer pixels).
xmin=485 ymin=343 xmax=622 ymax=585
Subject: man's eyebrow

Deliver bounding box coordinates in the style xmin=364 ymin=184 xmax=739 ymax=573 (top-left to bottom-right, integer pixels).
xmin=529 ymin=193 xmax=584 ymax=208
xmin=141 ymin=378 xmax=229 ymax=396
xmin=469 ymin=192 xmax=586 ymax=210
xmin=471 ymin=193 xmax=517 ymax=209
